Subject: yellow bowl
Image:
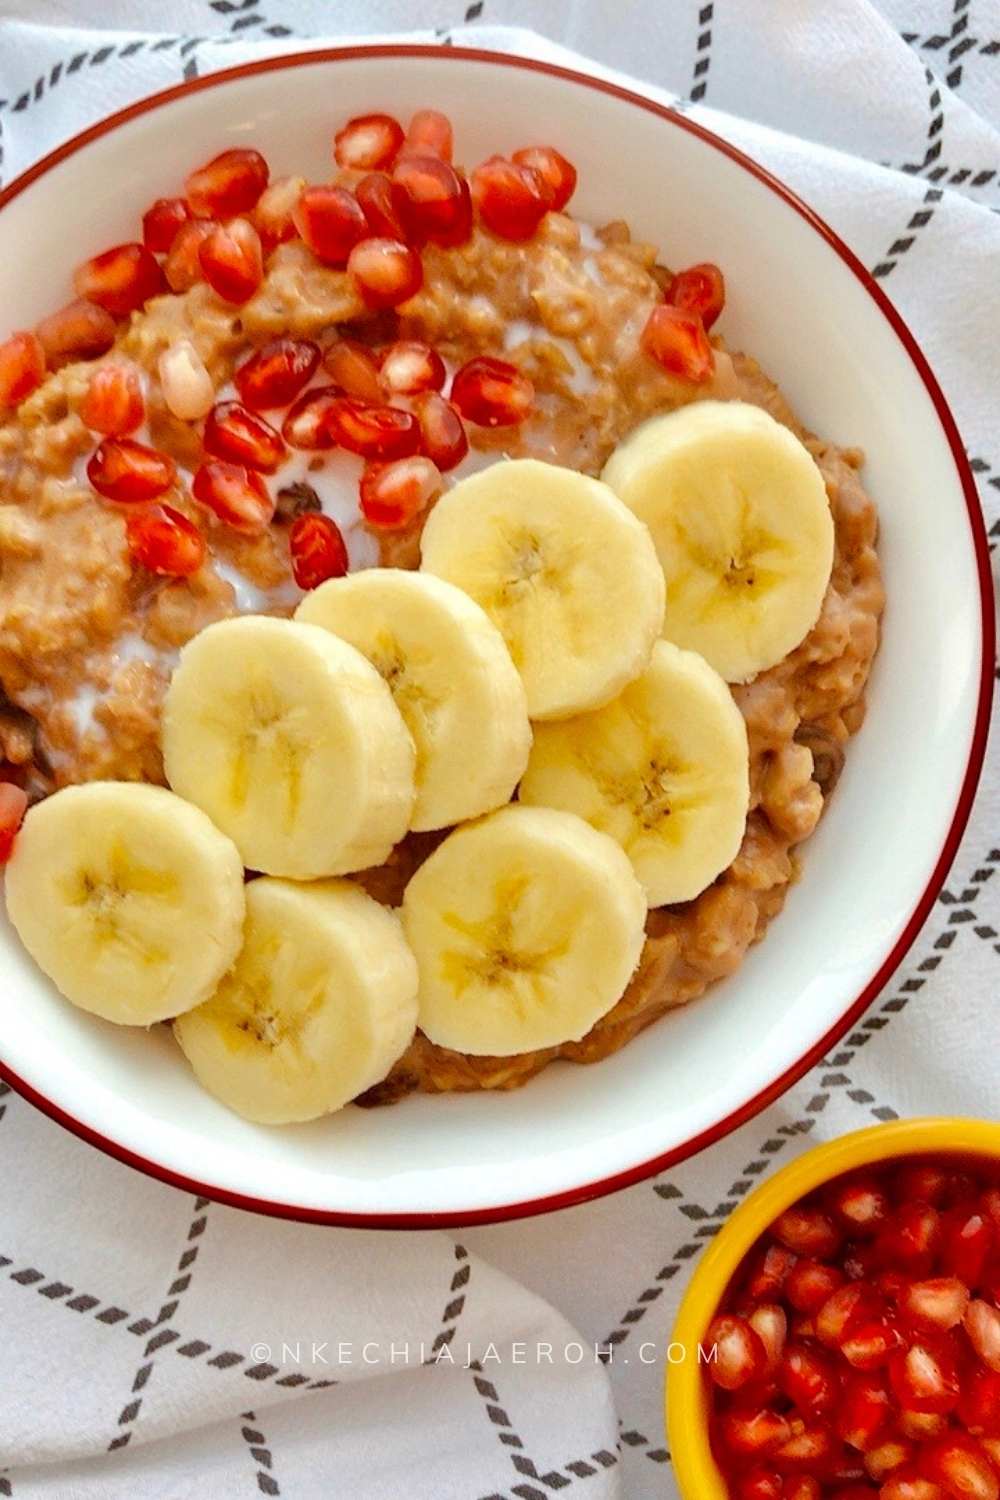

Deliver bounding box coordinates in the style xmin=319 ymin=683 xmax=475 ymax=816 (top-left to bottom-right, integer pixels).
xmin=666 ymin=1116 xmax=1000 ymax=1499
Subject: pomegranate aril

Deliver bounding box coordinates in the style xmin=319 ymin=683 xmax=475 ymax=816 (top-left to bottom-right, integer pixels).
xmin=198 ymin=217 xmax=263 ymax=303
xmin=142 ymin=196 xmax=191 ymax=254
xmin=511 ymin=145 xmax=577 ymax=211
xmin=779 ymin=1343 xmax=840 ymax=1415
xmin=888 ymin=1335 xmax=961 ymax=1414
xmin=879 ymin=1273 xmax=910 ymax=1303
xmin=866 ymin=1440 xmax=915 ymax=1483
xmin=942 ymin=1212 xmax=995 ymax=1288
xmin=965 ymin=1300 xmax=1000 ymax=1372
xmin=747 ymin=1245 xmax=800 ymax=1302
xmin=289 ymin=512 xmax=348 ymax=590
xmin=74 ymin=242 xmax=164 ymax=318
xmin=773 ymin=1208 xmax=844 ymax=1261
xmin=981 ymin=1191 xmax=1000 ymax=1234
xmin=841 ymin=1321 xmax=905 ymax=1372
xmin=817 ymin=1284 xmax=885 ymax=1348
xmin=772 ymin=1419 xmax=836 ymax=1470
xmin=877 ymin=1204 xmax=942 ymax=1276
xmin=705 ymin=1314 xmax=768 ymax=1391
xmin=899 ymin=1410 xmax=949 ymax=1441
xmin=791 ymin=1314 xmax=819 ymax=1341
xmin=0 ymin=783 xmax=28 ymax=865
xmin=896 ymin=1166 xmax=952 ymax=1208
xmin=413 ymin=391 xmax=467 ymax=472
xmin=402 ymin=108 xmax=453 ymax=161
xmin=391 ymin=154 xmax=472 ymax=247
xmin=81 ymin=363 xmax=144 ymax=436
xmin=720 ymin=1407 xmax=793 ymax=1458
xmin=785 ymin=1482 xmax=823 ymax=1500
xmin=192 ymin=460 xmax=274 ymax=534
xmin=253 ymin=174 xmax=306 ymax=251
xmin=733 ymin=1469 xmax=783 ymax=1500
xmin=881 ymin=1475 xmax=946 ymax=1500
xmin=281 ymin=387 xmax=340 ymax=449
xmin=750 ymin=1305 xmax=789 ymax=1375
xmin=334 ymin=113 xmax=404 ymax=172
xmin=328 ymin=398 xmax=420 ymax=461
xmin=846 ymin=1245 xmax=882 ymax=1283
xmin=667 ymin=261 xmax=727 ymax=332
xmin=36 ymin=298 xmax=116 ymax=366
xmin=235 ymin=337 xmax=319 ymax=410
xmin=356 ymin=172 xmax=409 ymax=240
xmin=828 ymin=1489 xmax=877 ymax=1500
xmin=360 ymin=455 xmax=442 ymax=530
xmin=323 ymin=340 xmax=384 ymax=403
xmin=293 ymin=185 xmax=368 ymax=266
xmin=836 ymin=1373 xmax=893 ymax=1451
xmin=204 ymin=401 xmax=286 ymax=473
xmin=471 ymin=155 xmax=550 ymax=241
xmin=899 ymin=1278 xmax=970 ymax=1332
xmin=87 ymin=438 xmax=175 ymax=502
xmin=185 ymin=147 xmax=269 ymax=218
xmin=451 ymin=355 xmax=534 ymax=427
xmin=380 ymin=341 xmax=446 ymax=396
xmin=125 ymin=503 xmax=205 ymax=578
xmin=348 ymin=237 xmax=423 ymax=308
xmin=640 ymin=303 xmax=715 ymax=382
xmin=159 ymin=341 xmax=215 ymax=422
xmin=164 ymin=219 xmax=216 ymax=292
xmin=829 ymin=1178 xmax=892 ymax=1238
xmin=922 ymin=1434 xmax=1000 ymax=1500
xmin=0 ymin=331 xmax=45 ymax=408
xmin=959 ymin=1368 xmax=1000 ymax=1436
xmin=787 ymin=1260 xmax=847 ymax=1314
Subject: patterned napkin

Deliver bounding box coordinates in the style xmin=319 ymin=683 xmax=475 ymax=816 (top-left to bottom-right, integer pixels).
xmin=0 ymin=3 xmax=997 ymax=1496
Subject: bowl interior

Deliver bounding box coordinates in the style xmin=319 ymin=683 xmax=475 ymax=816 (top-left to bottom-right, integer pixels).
xmin=0 ymin=51 xmax=987 ymax=1221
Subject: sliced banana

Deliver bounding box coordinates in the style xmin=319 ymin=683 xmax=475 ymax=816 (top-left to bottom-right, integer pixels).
xmin=162 ymin=615 xmax=415 ymax=879
xmin=419 ymin=458 xmax=665 ymax=720
xmin=402 ymin=804 xmax=647 ymax=1055
xmin=601 ymin=401 xmax=834 ymax=683
xmin=296 ymin=570 xmax=532 ymax=832
xmin=519 ymin=640 xmax=749 ymax=906
xmin=174 ymin=878 xmax=418 ymax=1123
xmin=4 ymin=782 xmax=245 ymax=1025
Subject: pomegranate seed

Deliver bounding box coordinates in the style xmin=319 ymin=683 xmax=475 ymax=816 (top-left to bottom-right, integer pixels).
xmin=402 ymin=108 xmax=453 ymax=161
xmin=87 ymin=438 xmax=175 ymax=502
xmin=980 ymin=1192 xmax=1000 ymax=1233
xmin=471 ymin=155 xmax=550 ymax=241
xmin=899 ymin=1411 xmax=949 ymax=1441
xmin=779 ymin=1343 xmax=841 ymax=1415
xmin=943 ymin=1212 xmax=995 ymax=1288
xmin=380 ymin=340 xmax=446 ymax=395
xmin=791 ymin=1313 xmax=819 ymax=1341
xmin=451 ymin=356 xmax=534 ymax=427
xmin=888 ymin=1335 xmax=961 ymax=1414
xmin=842 ymin=1321 xmax=905 ymax=1372
xmin=198 ymin=217 xmax=263 ymax=303
xmin=74 ymin=242 xmax=164 ymax=318
xmin=772 ymin=1419 xmax=836 ymax=1470
xmin=356 ymin=171 xmax=409 ymax=240
xmin=667 ymin=261 xmax=727 ymax=332
xmin=415 ymin=391 xmax=468 ymax=471
xmin=36 ymin=299 xmax=116 ymax=366
xmin=787 ymin=1261 xmax=847 ymax=1314
xmin=203 ymin=401 xmax=286 ymax=473
xmin=281 ymin=387 xmax=341 ymax=449
xmin=323 ymin=339 xmax=384 ymax=403
xmin=877 ymin=1204 xmax=943 ymax=1277
xmin=881 ymin=1474 xmax=946 ymax=1500
xmin=705 ymin=1314 xmax=768 ymax=1391
xmin=192 ymin=461 xmax=274 ymax=534
xmin=125 ymin=503 xmax=205 ymax=578
xmin=866 ymin=1439 xmax=915 ymax=1482
xmin=289 ymin=512 xmax=348 ymax=590
xmin=966 ymin=1301 xmax=1000 ymax=1372
xmin=982 ymin=1438 xmax=1000 ymax=1468
xmin=899 ymin=1279 xmax=970 ymax=1332
xmin=0 ymin=331 xmax=45 ymax=408
xmin=0 ymin=783 xmax=28 ymax=864
xmin=81 ymin=363 xmax=144 ymax=436
xmin=829 ymin=1178 xmax=892 ymax=1239
xmin=640 ymin=303 xmax=715 ymax=382
xmin=185 ymin=147 xmax=269 ymax=219
xmin=348 ymin=237 xmax=423 ymax=308
xmin=334 ymin=113 xmax=404 ymax=172
xmin=836 ymin=1372 xmax=892 ymax=1451
xmin=896 ymin=1166 xmax=951 ymax=1208
xmin=959 ymin=1368 xmax=1000 ymax=1436
xmin=327 ymin=398 xmax=420 ymax=461
xmin=922 ymin=1434 xmax=999 ymax=1500
xmin=818 ymin=1286 xmax=885 ymax=1348
xmin=733 ymin=1469 xmax=783 ymax=1500
xmin=720 ymin=1408 xmax=793 ymax=1459
xmin=293 ymin=185 xmax=368 ymax=266
xmin=785 ymin=1482 xmax=823 ymax=1500
xmin=747 ymin=1245 xmax=800 ymax=1302
xmin=391 ymin=154 xmax=472 ymax=247
xmin=234 ymin=337 xmax=319 ymax=410
xmin=360 ymin=455 xmax=442 ymax=530
xmin=828 ymin=1489 xmax=877 ymax=1500
xmin=142 ymin=197 xmax=191 ymax=254
xmin=511 ymin=145 xmax=577 ymax=211
xmin=164 ymin=220 xmax=216 ymax=292
xmin=846 ymin=1245 xmax=882 ymax=1283
xmin=750 ymin=1305 xmax=789 ymax=1375
xmin=253 ymin=174 xmax=306 ymax=252
xmin=159 ymin=341 xmax=215 ymax=421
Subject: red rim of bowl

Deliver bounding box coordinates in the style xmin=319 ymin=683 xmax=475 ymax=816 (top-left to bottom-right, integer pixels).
xmin=0 ymin=45 xmax=992 ymax=1229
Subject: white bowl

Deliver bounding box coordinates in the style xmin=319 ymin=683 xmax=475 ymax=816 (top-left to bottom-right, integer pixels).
xmin=0 ymin=46 xmax=990 ymax=1226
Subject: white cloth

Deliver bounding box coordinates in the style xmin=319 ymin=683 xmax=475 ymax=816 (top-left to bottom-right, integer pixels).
xmin=0 ymin=3 xmax=998 ymax=1496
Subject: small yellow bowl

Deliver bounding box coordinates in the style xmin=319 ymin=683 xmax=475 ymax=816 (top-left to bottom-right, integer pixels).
xmin=666 ymin=1116 xmax=1000 ymax=1499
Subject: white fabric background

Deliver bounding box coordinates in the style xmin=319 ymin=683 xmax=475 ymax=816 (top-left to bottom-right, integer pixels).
xmin=0 ymin=3 xmax=998 ymax=1496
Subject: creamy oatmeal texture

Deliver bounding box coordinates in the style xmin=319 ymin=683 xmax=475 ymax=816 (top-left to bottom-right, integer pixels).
xmin=0 ymin=207 xmax=884 ymax=1100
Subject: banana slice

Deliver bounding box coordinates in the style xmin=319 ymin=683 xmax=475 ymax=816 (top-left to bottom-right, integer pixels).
xmin=162 ymin=615 xmax=416 ymax=879
xmin=4 ymin=782 xmax=245 ymax=1025
xmin=402 ymin=804 xmax=647 ymax=1055
xmin=419 ymin=458 xmax=665 ymax=720
xmin=519 ymin=640 xmax=749 ymax=906
xmin=296 ymin=570 xmax=532 ymax=832
xmin=601 ymin=401 xmax=834 ymax=683
xmin=174 ymin=878 xmax=418 ymax=1123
